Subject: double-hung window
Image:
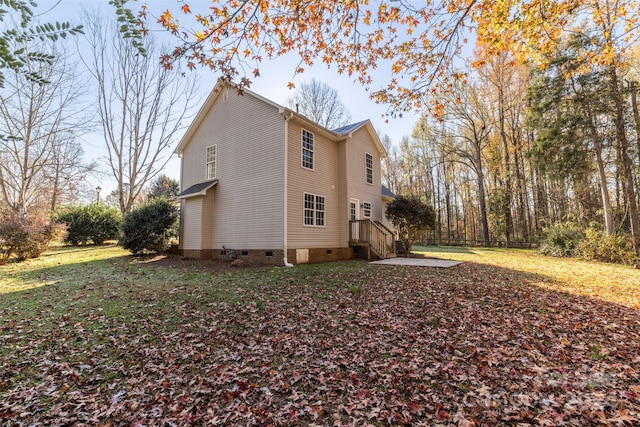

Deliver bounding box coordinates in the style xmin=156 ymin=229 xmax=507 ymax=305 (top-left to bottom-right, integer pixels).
xmin=304 ymin=193 xmax=325 ymax=226
xmin=365 ymin=152 xmax=373 ymax=184
xmin=207 ymin=145 xmax=217 ymax=180
xmin=302 ymin=129 xmax=314 ymax=169
xmin=363 ymin=202 xmax=371 ymax=218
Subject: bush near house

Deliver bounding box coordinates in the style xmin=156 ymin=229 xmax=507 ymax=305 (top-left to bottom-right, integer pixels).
xmin=385 ymin=194 xmax=436 ymax=254
xmin=51 ymin=204 xmax=121 ymax=245
xmin=0 ymin=211 xmax=67 ymax=264
xmin=119 ymin=198 xmax=178 ymax=255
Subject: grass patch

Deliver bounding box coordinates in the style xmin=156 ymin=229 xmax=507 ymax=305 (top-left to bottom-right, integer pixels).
xmin=1 ymin=245 xmax=639 ymax=425
xmin=413 ymin=245 xmax=640 ymax=309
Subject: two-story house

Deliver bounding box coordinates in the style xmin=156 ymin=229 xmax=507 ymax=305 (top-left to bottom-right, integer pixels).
xmin=176 ymin=80 xmax=395 ymax=265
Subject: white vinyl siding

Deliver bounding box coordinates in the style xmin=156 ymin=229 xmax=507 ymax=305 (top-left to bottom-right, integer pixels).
xmin=304 ymin=192 xmax=325 ymax=227
xmin=287 ymin=120 xmax=340 ymax=248
xmin=181 ymin=89 xmax=284 ymax=249
xmin=365 ymin=152 xmax=373 ymax=184
xmin=206 ymin=145 xmax=217 ymax=180
xmin=302 ymin=129 xmax=314 ymax=169
xmin=343 ymin=127 xmax=383 ymax=243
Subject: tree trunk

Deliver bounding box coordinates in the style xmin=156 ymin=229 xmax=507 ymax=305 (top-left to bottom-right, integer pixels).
xmin=474 ymin=143 xmax=491 ymax=246
xmin=584 ymin=101 xmax=615 ymax=236
xmin=610 ymin=67 xmax=640 ymax=267
xmin=513 ymin=139 xmax=529 ymax=241
xmin=630 ymin=81 xmax=640 ymax=181
xmin=498 ymin=87 xmax=513 ymax=244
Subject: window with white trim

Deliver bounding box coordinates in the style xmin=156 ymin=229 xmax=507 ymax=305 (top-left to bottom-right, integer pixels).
xmin=304 ymin=192 xmax=325 ymax=226
xmin=365 ymin=152 xmax=373 ymax=184
xmin=363 ymin=202 xmax=371 ymax=218
xmin=302 ymin=129 xmax=314 ymax=169
xmin=206 ymin=145 xmax=217 ymax=180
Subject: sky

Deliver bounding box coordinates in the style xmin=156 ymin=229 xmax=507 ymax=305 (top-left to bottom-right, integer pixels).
xmin=37 ymin=0 xmax=421 ymax=196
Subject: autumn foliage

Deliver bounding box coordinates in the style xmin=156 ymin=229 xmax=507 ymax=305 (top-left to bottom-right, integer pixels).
xmin=141 ymin=0 xmax=640 ymax=116
xmin=0 ymin=211 xmax=66 ymax=263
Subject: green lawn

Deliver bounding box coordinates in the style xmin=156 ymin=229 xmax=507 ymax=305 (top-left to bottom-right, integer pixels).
xmin=1 ymin=245 xmax=639 ymax=425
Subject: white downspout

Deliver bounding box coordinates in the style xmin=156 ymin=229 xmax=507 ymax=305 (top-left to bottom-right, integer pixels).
xmin=282 ymin=110 xmax=294 ymax=267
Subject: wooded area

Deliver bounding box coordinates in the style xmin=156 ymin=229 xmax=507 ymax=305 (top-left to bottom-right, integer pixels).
xmin=381 ymin=43 xmax=640 ymax=252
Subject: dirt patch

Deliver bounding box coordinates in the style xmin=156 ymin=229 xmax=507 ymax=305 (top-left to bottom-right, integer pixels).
xmin=131 ymin=253 xmax=268 ymax=273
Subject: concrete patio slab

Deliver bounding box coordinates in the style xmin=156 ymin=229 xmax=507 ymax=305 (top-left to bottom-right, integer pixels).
xmin=370 ymin=257 xmax=462 ymax=268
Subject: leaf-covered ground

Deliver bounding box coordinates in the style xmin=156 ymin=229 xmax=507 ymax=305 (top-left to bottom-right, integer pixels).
xmin=1 ymin=246 xmax=639 ymax=425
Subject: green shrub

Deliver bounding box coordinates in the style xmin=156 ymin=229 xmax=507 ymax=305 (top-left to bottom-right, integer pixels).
xmin=52 ymin=204 xmax=121 ymax=245
xmin=119 ymin=198 xmax=178 ymax=255
xmin=576 ymin=228 xmax=635 ymax=265
xmin=385 ymin=194 xmax=436 ymax=253
xmin=539 ymin=222 xmax=584 ymax=257
xmin=0 ymin=211 xmax=67 ymax=264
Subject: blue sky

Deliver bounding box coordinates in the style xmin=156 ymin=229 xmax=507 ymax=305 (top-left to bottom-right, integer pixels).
xmin=38 ymin=0 xmax=421 ymax=195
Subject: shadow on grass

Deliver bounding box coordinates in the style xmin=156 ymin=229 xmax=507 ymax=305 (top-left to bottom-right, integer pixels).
xmin=0 ymin=245 xmax=133 ymax=296
xmin=38 ymin=243 xmax=124 ymax=257
xmin=413 ymin=244 xmax=477 ymax=254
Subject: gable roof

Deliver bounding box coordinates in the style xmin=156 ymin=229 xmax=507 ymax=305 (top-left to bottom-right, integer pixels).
xmin=175 ymin=79 xmax=387 ymax=158
xmin=175 ymin=80 xmax=283 ymax=157
xmin=331 ymin=120 xmax=386 ymax=158
xmin=332 ymin=120 xmax=369 ymax=135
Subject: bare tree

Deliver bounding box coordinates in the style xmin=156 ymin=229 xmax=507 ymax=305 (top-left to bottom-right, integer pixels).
xmin=440 ymin=78 xmax=494 ymax=246
xmin=0 ymin=39 xmax=91 ymax=216
xmin=81 ymin=10 xmax=199 ymax=215
xmin=286 ymin=79 xmax=352 ymax=129
xmin=380 ymin=134 xmax=403 ymax=195
xmin=46 ymin=133 xmax=97 ymax=213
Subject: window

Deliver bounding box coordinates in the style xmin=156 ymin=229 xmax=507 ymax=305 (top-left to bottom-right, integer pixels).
xmin=304 ymin=192 xmax=325 ymax=226
xmin=365 ymin=153 xmax=373 ymax=184
xmin=363 ymin=202 xmax=371 ymax=218
xmin=206 ymin=145 xmax=217 ymax=180
xmin=302 ymin=129 xmax=314 ymax=169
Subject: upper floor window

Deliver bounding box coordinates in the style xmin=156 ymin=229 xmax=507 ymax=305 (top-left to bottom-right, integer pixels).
xmin=302 ymin=129 xmax=314 ymax=169
xmin=207 ymin=145 xmax=217 ymax=180
xmin=363 ymin=202 xmax=372 ymax=218
xmin=365 ymin=152 xmax=373 ymax=184
xmin=304 ymin=192 xmax=325 ymax=227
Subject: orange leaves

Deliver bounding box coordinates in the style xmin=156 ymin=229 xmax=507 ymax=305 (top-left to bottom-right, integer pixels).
xmin=146 ymin=0 xmax=639 ymax=115
xmin=4 ymin=247 xmax=640 ymax=425
xmin=287 ymin=81 xmax=295 ymax=89
xmin=157 ymin=10 xmax=173 ymax=25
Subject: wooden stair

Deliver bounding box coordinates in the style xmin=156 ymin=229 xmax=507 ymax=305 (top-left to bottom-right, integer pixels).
xmin=349 ymin=219 xmax=396 ymax=260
